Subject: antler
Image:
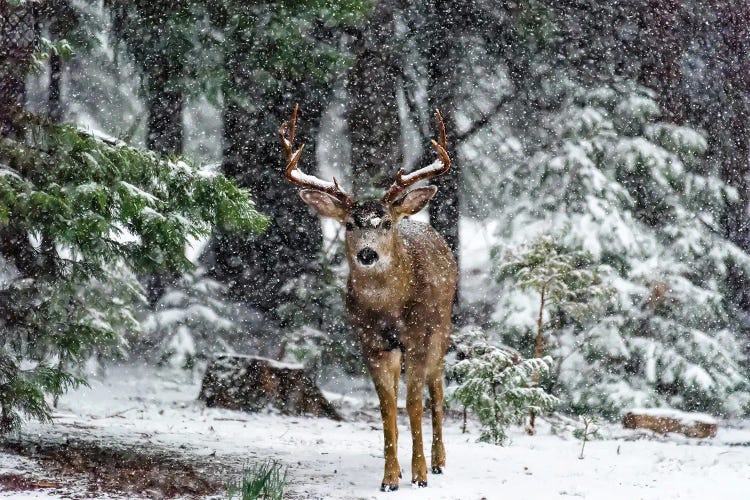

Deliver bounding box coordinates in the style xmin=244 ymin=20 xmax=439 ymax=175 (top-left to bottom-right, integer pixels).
xmin=281 ymin=103 xmax=354 ymax=207
xmin=382 ymin=109 xmax=451 ymax=205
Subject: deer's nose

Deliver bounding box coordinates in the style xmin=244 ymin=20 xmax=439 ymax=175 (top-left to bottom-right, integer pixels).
xmin=357 ymin=247 xmax=379 ymax=266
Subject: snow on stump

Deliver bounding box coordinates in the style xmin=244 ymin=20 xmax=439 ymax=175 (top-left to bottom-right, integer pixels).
xmin=622 ymin=408 xmax=717 ymax=438
xmin=198 ymin=354 xmax=342 ymax=421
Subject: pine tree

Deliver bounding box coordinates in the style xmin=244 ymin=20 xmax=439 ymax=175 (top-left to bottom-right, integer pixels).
xmin=448 ymin=326 xmax=558 ymax=444
xmin=499 ymin=236 xmax=611 ymax=362
xmin=483 ymin=79 xmax=750 ymax=417
xmin=0 ymin=106 xmax=266 ymax=430
xmin=498 ymin=235 xmax=610 ymax=430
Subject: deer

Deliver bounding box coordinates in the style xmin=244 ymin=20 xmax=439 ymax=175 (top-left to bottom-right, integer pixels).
xmin=280 ymin=104 xmax=457 ymax=491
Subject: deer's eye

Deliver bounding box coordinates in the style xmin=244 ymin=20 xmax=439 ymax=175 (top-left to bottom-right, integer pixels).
xmin=345 ymin=222 xmax=355 ymax=231
xmin=382 ymin=220 xmax=392 ymax=230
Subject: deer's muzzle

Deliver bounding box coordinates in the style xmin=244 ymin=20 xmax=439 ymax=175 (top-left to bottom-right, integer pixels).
xmin=356 ymin=247 xmax=379 ymax=266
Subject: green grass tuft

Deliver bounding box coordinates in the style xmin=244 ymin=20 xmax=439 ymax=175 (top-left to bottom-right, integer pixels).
xmin=226 ymin=460 xmax=288 ymax=500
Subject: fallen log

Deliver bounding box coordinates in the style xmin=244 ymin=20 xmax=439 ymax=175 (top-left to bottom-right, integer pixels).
xmin=198 ymin=354 xmax=342 ymax=421
xmin=623 ymin=408 xmax=717 ymax=438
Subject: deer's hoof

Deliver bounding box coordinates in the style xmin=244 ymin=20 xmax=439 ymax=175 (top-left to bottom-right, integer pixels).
xmin=380 ymin=483 xmax=399 ymax=492
xmin=431 ymin=466 xmax=443 ymax=474
xmin=412 ymin=480 xmax=428 ymax=488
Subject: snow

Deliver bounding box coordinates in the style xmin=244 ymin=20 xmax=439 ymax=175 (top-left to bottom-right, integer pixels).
xmin=118 ymin=181 xmax=160 ymax=205
xmin=627 ymin=407 xmax=718 ymax=425
xmin=76 ymin=125 xmax=123 ymax=146
xmin=0 ymin=167 xmax=22 ymax=180
xmin=219 ymin=354 xmax=305 ymax=370
xmin=1 ymin=365 xmax=748 ymax=499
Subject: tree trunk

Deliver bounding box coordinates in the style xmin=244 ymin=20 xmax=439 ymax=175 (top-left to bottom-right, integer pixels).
xmin=0 ymin=2 xmax=37 ymax=138
xmin=529 ymin=286 xmax=546 ymax=433
xmin=623 ymin=409 xmax=717 ymax=438
xmin=203 ymin=37 xmax=325 ymax=323
xmin=145 ymin=57 xmax=183 ymax=156
xmin=199 ymin=354 xmax=342 ymax=420
xmin=347 ymin=0 xmax=402 ymax=196
xmin=419 ymin=0 xmax=463 ymax=318
xmin=46 ymin=44 xmax=62 ymax=407
xmin=142 ymin=55 xmax=184 ymax=305
xmin=48 ymin=53 xmax=63 ymax=123
xmin=534 ymin=287 xmax=546 ymax=362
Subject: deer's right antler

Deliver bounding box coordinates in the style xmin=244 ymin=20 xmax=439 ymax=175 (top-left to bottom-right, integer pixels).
xmin=281 ymin=104 xmax=354 ymax=208
xmin=381 ymin=109 xmax=451 ymax=205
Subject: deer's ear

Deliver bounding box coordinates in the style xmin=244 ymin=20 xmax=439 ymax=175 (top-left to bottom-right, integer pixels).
xmin=390 ymin=186 xmax=437 ymax=218
xmin=299 ymin=190 xmax=349 ymax=221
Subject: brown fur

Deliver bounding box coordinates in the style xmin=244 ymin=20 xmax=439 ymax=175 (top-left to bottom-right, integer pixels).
xmin=347 ymin=218 xmax=457 ymax=488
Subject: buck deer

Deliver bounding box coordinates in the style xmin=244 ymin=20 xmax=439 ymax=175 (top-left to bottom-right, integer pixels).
xmin=281 ymin=104 xmax=457 ymax=491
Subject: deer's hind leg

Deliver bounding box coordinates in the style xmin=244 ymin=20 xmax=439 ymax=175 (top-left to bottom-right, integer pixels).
xmin=426 ymin=318 xmax=451 ymax=474
xmin=427 ymin=365 xmax=446 ymax=473
xmin=365 ymin=349 xmax=402 ymax=492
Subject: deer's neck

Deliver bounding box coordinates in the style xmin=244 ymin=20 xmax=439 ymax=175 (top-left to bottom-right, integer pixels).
xmin=348 ymin=239 xmax=413 ymax=312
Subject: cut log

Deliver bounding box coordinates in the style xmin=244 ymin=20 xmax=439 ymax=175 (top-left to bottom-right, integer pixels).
xmin=623 ymin=408 xmax=717 ymax=438
xmin=198 ymin=354 xmax=342 ymax=421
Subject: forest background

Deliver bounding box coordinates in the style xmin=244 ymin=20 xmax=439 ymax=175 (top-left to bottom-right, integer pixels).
xmin=1 ymin=0 xmax=750 ymax=430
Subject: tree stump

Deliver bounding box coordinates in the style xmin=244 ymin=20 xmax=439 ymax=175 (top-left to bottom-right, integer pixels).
xmin=623 ymin=408 xmax=717 ymax=438
xmin=198 ymin=354 xmax=342 ymax=421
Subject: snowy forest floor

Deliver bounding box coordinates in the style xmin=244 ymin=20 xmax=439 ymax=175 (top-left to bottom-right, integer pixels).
xmin=0 ymin=365 xmax=749 ymax=499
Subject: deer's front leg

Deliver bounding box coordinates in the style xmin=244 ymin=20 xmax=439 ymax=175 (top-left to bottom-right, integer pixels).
xmin=405 ymin=351 xmax=428 ymax=486
xmin=366 ymin=349 xmax=402 ymax=492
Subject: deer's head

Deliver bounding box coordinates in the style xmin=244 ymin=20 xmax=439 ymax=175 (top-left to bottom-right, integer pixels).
xmin=281 ymin=105 xmax=450 ymax=273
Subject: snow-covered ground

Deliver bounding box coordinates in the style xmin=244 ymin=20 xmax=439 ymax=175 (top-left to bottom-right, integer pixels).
xmin=2 ymin=365 xmax=749 ymax=499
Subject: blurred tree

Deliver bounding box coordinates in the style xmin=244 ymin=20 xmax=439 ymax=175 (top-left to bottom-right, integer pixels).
xmin=201 ymin=1 xmax=369 ymax=328
xmin=400 ymin=0 xmax=464 ymax=317
xmin=105 ymin=0 xmax=195 ymax=156
xmin=346 ymin=0 xmax=402 ymax=196
xmin=547 ymin=0 xmax=750 ymax=346
xmin=422 ymin=1 xmax=461 ymax=262
xmin=0 ymin=1 xmax=38 ymax=137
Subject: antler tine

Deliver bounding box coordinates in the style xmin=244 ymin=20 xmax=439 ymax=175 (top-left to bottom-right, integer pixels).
xmin=281 ymin=104 xmax=354 ymax=207
xmin=279 ymin=103 xmax=298 ymax=163
xmin=382 ymin=109 xmax=451 ymax=205
xmin=435 ymin=108 xmax=447 ymax=150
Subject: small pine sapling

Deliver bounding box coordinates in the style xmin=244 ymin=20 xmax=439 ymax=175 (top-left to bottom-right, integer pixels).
xmin=499 ymin=236 xmax=610 ymax=433
xmin=141 ymin=267 xmax=237 ymax=371
xmin=574 ymin=415 xmax=600 ymax=459
xmin=448 ymin=327 xmax=558 ymax=444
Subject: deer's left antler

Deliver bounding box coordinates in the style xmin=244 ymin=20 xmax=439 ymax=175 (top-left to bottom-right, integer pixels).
xmin=381 ymin=109 xmax=451 ymax=205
